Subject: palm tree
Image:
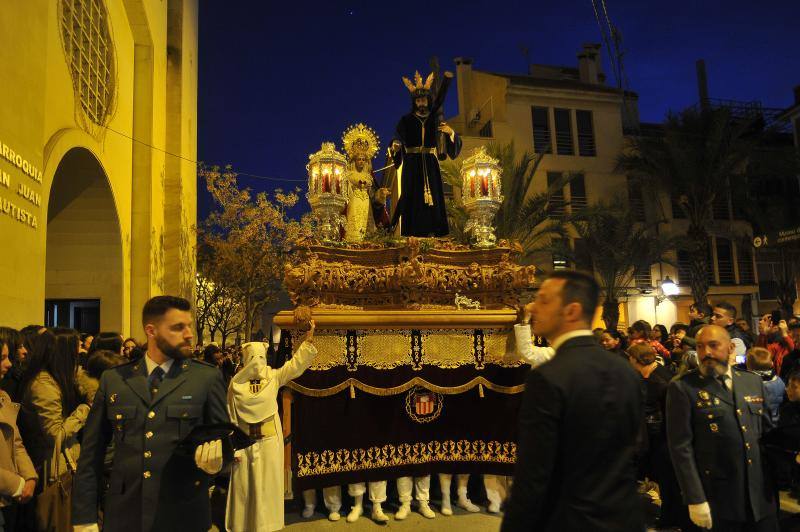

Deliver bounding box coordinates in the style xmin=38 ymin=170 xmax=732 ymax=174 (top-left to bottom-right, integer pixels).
xmin=441 ymin=142 xmax=571 ymax=262
xmin=556 ymin=197 xmax=676 ymax=330
xmin=618 ymin=107 xmax=761 ymax=306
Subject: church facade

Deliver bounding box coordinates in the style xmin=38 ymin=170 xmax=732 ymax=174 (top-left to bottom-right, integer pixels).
xmin=0 ymin=0 xmax=198 ymax=335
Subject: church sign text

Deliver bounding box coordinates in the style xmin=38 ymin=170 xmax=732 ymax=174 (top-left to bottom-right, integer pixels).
xmin=0 ymin=138 xmax=42 ymax=230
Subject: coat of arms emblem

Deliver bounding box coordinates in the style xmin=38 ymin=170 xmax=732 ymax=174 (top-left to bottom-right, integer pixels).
xmin=405 ymin=387 xmax=443 ymax=423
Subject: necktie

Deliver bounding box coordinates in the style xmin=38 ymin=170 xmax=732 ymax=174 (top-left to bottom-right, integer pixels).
xmin=149 ymin=366 xmax=165 ymax=398
xmin=717 ymin=374 xmax=733 ymax=401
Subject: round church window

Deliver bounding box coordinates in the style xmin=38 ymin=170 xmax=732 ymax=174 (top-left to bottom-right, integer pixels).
xmin=59 ymin=0 xmax=116 ymax=126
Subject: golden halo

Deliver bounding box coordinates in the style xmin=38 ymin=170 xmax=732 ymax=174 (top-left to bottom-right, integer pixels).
xmin=342 ymin=123 xmax=380 ymax=160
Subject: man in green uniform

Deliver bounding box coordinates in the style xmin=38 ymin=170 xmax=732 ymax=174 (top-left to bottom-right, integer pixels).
xmin=72 ymin=296 xmax=229 ymax=532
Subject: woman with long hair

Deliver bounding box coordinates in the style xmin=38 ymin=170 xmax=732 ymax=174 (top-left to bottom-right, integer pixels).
xmin=0 ymin=328 xmax=24 ymax=402
xmin=0 ymin=332 xmax=37 ymax=532
xmin=651 ymin=324 xmax=669 ymax=346
xmin=20 ymin=328 xmax=90 ymax=530
xmin=629 ymin=320 xmax=671 ymax=362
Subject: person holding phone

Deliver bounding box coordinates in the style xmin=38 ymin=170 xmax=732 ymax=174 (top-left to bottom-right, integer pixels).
xmin=757 ymin=313 xmax=795 ymax=377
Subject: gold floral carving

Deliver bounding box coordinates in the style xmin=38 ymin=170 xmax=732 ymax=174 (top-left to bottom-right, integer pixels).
xmin=283 ymin=239 xmax=536 ymax=309
xmin=296 ymin=439 xmax=517 ymax=477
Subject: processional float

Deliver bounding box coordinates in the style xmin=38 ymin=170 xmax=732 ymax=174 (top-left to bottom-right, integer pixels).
xmin=274 ymin=139 xmax=538 ymax=493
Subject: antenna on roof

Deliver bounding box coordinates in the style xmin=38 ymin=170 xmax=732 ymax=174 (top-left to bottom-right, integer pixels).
xmin=519 ymin=44 xmax=530 ymax=72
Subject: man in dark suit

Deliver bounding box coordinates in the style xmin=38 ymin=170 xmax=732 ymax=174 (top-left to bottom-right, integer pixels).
xmin=501 ymin=271 xmax=643 ymax=532
xmin=666 ymin=324 xmax=777 ymax=531
xmin=72 ymin=296 xmax=230 ymax=532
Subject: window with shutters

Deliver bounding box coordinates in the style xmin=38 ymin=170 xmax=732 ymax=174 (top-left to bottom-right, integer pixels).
xmin=573 ymin=238 xmax=593 ymax=272
xmin=576 ymin=110 xmax=596 ymax=156
xmin=670 ymin=190 xmax=687 ymax=219
xmin=570 ymin=174 xmax=587 ymax=214
xmin=531 ymin=107 xmax=552 ymax=154
xmin=708 ymin=240 xmax=716 ymax=285
xmin=737 ymin=244 xmax=755 ymax=285
xmin=634 ymin=264 xmax=653 ymax=288
xmin=554 ymin=108 xmax=574 ymax=155
xmin=757 ymin=249 xmax=781 ymax=300
xmin=712 ymin=192 xmax=731 ymax=221
xmin=677 ymin=246 xmax=715 ymax=285
xmin=677 ymin=250 xmax=691 ymax=285
xmin=628 ymin=177 xmax=646 ymax=222
xmin=547 ymin=172 xmax=566 ymax=218
xmin=552 ymin=238 xmax=569 ymax=270
xmin=716 ymin=238 xmax=735 ymax=285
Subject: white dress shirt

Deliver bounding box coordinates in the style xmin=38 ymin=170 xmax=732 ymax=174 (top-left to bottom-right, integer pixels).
xmin=144 ymin=354 xmax=174 ymax=377
xmin=513 ymin=324 xmax=554 ymax=368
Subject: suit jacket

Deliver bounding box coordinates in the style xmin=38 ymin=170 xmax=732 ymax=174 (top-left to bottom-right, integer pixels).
xmin=666 ymin=368 xmax=776 ymax=522
xmin=501 ymin=335 xmax=644 ymax=532
xmin=72 ymin=357 xmax=229 ymax=532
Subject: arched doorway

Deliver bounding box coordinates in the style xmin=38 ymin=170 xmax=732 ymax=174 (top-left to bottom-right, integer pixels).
xmin=45 ymin=148 xmax=123 ymax=334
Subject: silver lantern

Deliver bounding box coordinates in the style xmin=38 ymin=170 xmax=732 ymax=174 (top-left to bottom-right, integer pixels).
xmin=306 ymin=142 xmax=349 ymax=242
xmin=460 ymin=146 xmax=503 ymax=248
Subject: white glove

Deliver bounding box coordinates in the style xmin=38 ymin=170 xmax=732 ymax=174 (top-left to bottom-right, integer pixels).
xmin=73 ymin=524 xmax=100 ymax=532
xmin=74 ymin=404 xmax=91 ymax=422
xmin=688 ymin=502 xmax=713 ymax=529
xmin=194 ymin=439 xmax=223 ymax=475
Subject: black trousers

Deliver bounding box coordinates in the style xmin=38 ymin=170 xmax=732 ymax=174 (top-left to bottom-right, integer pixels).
xmin=710 ymin=514 xmax=779 ymax=532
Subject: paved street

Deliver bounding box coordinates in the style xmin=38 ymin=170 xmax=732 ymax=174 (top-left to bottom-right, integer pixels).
xmin=284 ymin=507 xmax=503 ymax=531
xmin=212 ymin=490 xmax=800 ymax=531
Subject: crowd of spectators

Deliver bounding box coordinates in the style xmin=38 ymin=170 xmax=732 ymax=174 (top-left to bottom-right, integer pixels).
xmin=1 ymin=297 xmax=799 ymax=531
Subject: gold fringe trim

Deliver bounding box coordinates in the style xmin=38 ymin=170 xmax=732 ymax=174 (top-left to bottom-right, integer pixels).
xmin=286 ymin=376 xmax=525 ymax=397
xmin=296 ymin=439 xmax=517 ymax=477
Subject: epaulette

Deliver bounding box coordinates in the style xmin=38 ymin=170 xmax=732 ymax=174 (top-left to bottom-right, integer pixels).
xmin=189 ymin=359 xmax=217 ymax=369
xmin=676 ymin=368 xmax=701 ymax=381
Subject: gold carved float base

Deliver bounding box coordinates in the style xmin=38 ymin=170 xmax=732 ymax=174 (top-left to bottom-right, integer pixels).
xmin=283 ymin=237 xmax=535 ymax=310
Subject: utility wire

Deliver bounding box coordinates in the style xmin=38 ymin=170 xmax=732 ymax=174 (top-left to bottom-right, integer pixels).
xmin=599 ymin=0 xmax=623 ymax=88
xmin=102 ymin=123 xmax=308 ymax=183
xmin=590 ymin=0 xmax=619 ymax=89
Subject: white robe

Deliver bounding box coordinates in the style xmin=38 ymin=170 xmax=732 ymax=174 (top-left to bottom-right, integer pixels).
xmin=225 ymin=341 xmax=318 ymax=532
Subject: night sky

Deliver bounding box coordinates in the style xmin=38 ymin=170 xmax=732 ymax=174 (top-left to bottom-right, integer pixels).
xmin=196 ymin=0 xmax=798 ymax=219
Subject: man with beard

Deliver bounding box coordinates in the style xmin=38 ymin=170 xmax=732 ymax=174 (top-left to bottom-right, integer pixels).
xmin=389 ymin=70 xmax=462 ymax=237
xmin=72 ymin=296 xmax=230 ymax=532
xmin=666 ymin=325 xmax=777 ymax=531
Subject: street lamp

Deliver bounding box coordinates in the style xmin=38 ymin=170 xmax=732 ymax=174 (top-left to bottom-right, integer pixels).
xmin=656 ymin=275 xmax=679 ymax=305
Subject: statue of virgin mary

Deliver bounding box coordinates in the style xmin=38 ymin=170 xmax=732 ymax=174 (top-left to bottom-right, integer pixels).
xmin=342 ymin=124 xmax=387 ymax=242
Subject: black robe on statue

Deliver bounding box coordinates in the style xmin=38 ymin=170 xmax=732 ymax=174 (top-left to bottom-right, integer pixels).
xmin=391 ymin=112 xmax=462 ymax=237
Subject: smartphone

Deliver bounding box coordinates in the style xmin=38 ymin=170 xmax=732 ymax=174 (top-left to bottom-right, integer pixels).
xmin=771 ymin=309 xmax=783 ymax=325
xmin=736 ymin=354 xmax=746 ymax=365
